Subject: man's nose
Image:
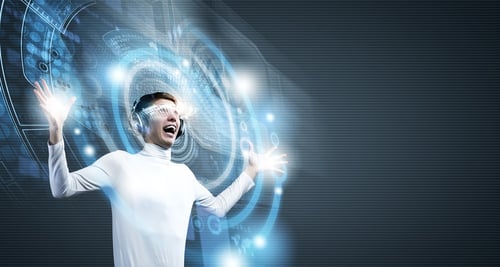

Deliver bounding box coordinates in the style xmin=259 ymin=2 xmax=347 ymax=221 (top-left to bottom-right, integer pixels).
xmin=166 ymin=112 xmax=178 ymax=122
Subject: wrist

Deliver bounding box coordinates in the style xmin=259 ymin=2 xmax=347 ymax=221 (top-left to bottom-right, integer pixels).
xmin=49 ymin=125 xmax=63 ymax=145
xmin=244 ymin=166 xmax=258 ymax=180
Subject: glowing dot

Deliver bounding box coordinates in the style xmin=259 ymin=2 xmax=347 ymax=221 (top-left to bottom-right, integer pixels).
xmin=254 ymin=235 xmax=266 ymax=249
xmin=84 ymin=145 xmax=95 ymax=156
xmin=266 ymin=113 xmax=275 ymax=122
xmin=235 ymin=73 xmax=254 ymax=94
xmin=174 ymin=69 xmax=181 ymax=76
xmin=74 ymin=128 xmax=81 ymax=135
xmin=220 ymin=251 xmax=244 ymax=267
xmin=275 ymin=187 xmax=283 ymax=195
xmin=182 ymin=59 xmax=190 ymax=68
xmin=109 ymin=66 xmax=125 ymax=84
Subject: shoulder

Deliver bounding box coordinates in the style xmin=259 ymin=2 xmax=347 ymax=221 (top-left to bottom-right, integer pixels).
xmin=99 ymin=150 xmax=130 ymax=159
xmin=174 ymin=162 xmax=196 ymax=177
xmin=93 ymin=150 xmax=132 ymax=166
xmin=176 ymin=162 xmax=193 ymax=171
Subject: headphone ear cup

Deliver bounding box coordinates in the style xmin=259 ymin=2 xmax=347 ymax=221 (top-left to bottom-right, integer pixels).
xmin=132 ymin=113 xmax=145 ymax=134
xmin=176 ymin=119 xmax=184 ymax=139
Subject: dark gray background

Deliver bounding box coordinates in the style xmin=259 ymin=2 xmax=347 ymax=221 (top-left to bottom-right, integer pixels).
xmin=221 ymin=0 xmax=500 ymax=266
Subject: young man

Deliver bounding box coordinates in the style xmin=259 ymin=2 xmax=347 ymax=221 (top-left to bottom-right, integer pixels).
xmin=33 ymin=79 xmax=286 ymax=267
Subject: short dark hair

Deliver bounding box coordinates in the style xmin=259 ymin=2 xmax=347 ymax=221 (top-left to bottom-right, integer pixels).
xmin=132 ymin=92 xmax=177 ymax=114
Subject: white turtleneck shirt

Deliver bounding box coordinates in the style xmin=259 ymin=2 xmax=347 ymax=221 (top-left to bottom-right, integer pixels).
xmin=48 ymin=141 xmax=255 ymax=267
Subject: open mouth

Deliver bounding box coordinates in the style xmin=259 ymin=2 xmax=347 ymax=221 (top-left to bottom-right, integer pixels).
xmin=163 ymin=125 xmax=176 ymax=135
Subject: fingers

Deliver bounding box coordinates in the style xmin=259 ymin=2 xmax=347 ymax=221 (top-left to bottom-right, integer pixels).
xmin=265 ymin=146 xmax=278 ymax=156
xmin=33 ymin=79 xmax=77 ymax=107
xmin=274 ymin=153 xmax=287 ymax=159
xmin=270 ymin=157 xmax=288 ymax=174
xmin=274 ymin=160 xmax=288 ymax=165
xmin=40 ymin=79 xmax=53 ymax=98
xmin=33 ymin=88 xmax=44 ymax=103
xmin=247 ymin=141 xmax=255 ymax=153
xmin=33 ymin=80 xmax=77 ymax=125
xmin=33 ymin=79 xmax=51 ymax=103
xmin=66 ymin=96 xmax=77 ymax=108
xmin=271 ymin=167 xmax=285 ymax=174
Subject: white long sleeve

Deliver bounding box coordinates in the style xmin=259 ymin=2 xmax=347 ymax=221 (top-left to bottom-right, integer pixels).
xmin=47 ymin=141 xmax=254 ymax=267
xmin=48 ymin=141 xmax=112 ymax=197
xmin=195 ymin=172 xmax=254 ymax=217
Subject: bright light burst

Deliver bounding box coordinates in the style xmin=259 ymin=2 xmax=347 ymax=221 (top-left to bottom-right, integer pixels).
xmin=84 ymin=145 xmax=95 ymax=157
xmin=220 ymin=250 xmax=245 ymax=267
xmin=274 ymin=187 xmax=283 ymax=195
xmin=266 ymin=112 xmax=274 ymax=122
xmin=254 ymin=235 xmax=266 ymax=249
xmin=45 ymin=97 xmax=65 ymax=116
xmin=108 ymin=65 xmax=126 ymax=84
xmin=235 ymin=72 xmax=254 ymax=94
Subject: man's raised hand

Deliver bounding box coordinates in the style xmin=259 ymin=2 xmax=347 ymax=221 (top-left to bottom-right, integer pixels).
xmin=33 ymin=79 xmax=76 ymax=144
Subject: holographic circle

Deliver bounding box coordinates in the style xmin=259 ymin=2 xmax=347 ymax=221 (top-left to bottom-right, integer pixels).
xmin=50 ymin=48 xmax=60 ymax=59
xmin=104 ymin=25 xmax=287 ymax=240
xmin=272 ymin=165 xmax=288 ymax=184
xmin=191 ymin=215 xmax=204 ymax=233
xmin=207 ymin=215 xmax=221 ymax=235
xmin=37 ymin=61 xmax=48 ymax=72
xmin=239 ymin=137 xmax=252 ymax=155
xmin=270 ymin=132 xmax=280 ymax=147
xmin=240 ymin=121 xmax=247 ymax=132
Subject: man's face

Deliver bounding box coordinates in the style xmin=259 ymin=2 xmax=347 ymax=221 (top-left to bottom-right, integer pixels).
xmin=143 ymin=98 xmax=181 ymax=149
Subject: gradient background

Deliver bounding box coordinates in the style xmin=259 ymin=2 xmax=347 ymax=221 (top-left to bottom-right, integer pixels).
xmin=2 ymin=0 xmax=500 ymax=266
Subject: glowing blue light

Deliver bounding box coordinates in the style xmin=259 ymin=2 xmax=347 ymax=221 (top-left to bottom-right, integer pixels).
xmin=220 ymin=250 xmax=245 ymax=267
xmin=45 ymin=96 xmax=73 ymax=118
xmin=274 ymin=187 xmax=283 ymax=195
xmin=108 ymin=65 xmax=126 ymax=84
xmin=182 ymin=59 xmax=190 ymax=68
xmin=266 ymin=113 xmax=274 ymax=122
xmin=254 ymin=235 xmax=266 ymax=249
xmin=74 ymin=128 xmax=81 ymax=135
xmin=173 ymin=69 xmax=181 ymax=77
xmin=84 ymin=145 xmax=95 ymax=157
xmin=235 ymin=72 xmax=254 ymax=95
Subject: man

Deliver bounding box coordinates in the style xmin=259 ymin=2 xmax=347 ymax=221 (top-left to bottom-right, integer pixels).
xmin=33 ymin=79 xmax=287 ymax=267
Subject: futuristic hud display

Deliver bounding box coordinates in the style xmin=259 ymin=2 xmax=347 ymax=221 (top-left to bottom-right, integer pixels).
xmin=0 ymin=0 xmax=293 ymax=265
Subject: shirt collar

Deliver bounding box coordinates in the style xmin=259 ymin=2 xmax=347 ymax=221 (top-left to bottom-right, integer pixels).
xmin=139 ymin=143 xmax=172 ymax=161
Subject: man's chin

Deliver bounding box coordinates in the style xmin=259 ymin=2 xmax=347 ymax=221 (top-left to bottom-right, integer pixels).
xmin=161 ymin=136 xmax=175 ymax=146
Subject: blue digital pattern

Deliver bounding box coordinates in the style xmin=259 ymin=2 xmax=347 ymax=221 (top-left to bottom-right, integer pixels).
xmin=0 ymin=0 xmax=291 ymax=265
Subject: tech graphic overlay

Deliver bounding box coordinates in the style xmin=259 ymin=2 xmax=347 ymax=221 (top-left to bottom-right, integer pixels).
xmin=0 ymin=0 xmax=293 ymax=265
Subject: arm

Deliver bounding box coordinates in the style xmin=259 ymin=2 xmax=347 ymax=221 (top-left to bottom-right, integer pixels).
xmin=195 ymin=172 xmax=255 ymax=218
xmin=48 ymin=141 xmax=111 ymax=198
xmin=34 ymin=79 xmax=110 ymax=198
xmin=195 ymin=144 xmax=287 ymax=217
xmin=243 ymin=144 xmax=288 ymax=181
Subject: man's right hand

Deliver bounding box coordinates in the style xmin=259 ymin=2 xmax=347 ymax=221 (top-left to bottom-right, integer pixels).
xmin=33 ymin=79 xmax=76 ymax=145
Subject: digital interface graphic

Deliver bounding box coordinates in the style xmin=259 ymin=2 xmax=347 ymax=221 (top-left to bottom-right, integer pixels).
xmin=0 ymin=0 xmax=294 ymax=265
